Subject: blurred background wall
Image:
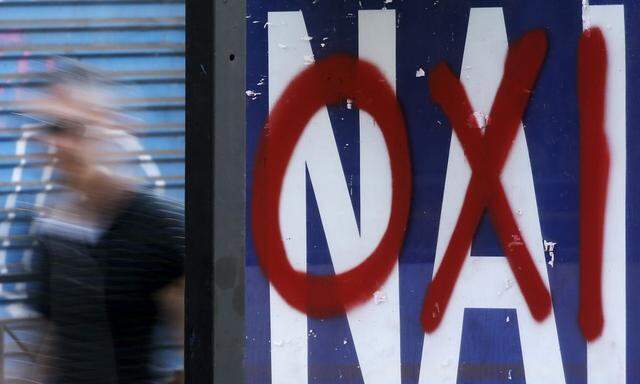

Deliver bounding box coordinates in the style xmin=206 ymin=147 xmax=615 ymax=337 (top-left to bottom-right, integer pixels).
xmin=0 ymin=0 xmax=185 ymax=381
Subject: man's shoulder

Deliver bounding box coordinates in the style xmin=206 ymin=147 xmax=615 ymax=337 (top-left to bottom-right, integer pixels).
xmin=116 ymin=190 xmax=184 ymax=234
xmin=125 ymin=190 xmax=183 ymax=216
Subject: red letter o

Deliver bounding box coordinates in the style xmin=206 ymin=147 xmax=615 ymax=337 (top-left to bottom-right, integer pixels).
xmin=252 ymin=54 xmax=412 ymax=317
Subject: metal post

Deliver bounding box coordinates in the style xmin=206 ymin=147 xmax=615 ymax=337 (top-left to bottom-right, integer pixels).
xmin=185 ymin=0 xmax=214 ymax=382
xmin=213 ymin=0 xmax=246 ymax=382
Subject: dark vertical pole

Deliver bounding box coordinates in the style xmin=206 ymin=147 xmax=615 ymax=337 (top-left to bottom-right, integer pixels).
xmin=213 ymin=0 xmax=246 ymax=382
xmin=185 ymin=0 xmax=214 ymax=382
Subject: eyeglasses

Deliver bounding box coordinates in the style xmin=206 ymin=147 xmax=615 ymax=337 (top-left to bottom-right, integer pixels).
xmin=41 ymin=119 xmax=86 ymax=137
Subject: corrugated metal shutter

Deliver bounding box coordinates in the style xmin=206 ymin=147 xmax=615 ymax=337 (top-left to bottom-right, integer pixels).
xmin=0 ymin=0 xmax=185 ymax=304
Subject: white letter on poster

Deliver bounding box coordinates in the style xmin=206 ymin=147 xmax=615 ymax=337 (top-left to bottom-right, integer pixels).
xmin=418 ymin=8 xmax=566 ymax=384
xmin=268 ymin=10 xmax=401 ymax=384
xmin=582 ymin=4 xmax=627 ymax=383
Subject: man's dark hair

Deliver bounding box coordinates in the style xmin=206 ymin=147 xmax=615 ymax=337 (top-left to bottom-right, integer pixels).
xmin=41 ymin=56 xmax=112 ymax=89
xmin=35 ymin=57 xmax=114 ymax=136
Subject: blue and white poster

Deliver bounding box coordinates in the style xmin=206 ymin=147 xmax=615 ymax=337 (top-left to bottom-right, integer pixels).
xmin=245 ymin=1 xmax=639 ymax=383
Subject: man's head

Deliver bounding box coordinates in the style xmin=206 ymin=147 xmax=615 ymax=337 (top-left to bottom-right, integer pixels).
xmin=29 ymin=58 xmax=119 ymax=188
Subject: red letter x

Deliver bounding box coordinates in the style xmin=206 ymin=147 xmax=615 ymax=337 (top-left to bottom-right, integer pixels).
xmin=422 ymin=30 xmax=552 ymax=332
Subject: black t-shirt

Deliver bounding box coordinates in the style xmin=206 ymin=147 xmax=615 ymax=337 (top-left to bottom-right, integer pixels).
xmin=32 ymin=191 xmax=184 ymax=384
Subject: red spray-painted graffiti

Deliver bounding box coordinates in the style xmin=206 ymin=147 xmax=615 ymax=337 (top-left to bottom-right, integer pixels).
xmin=252 ymin=55 xmax=412 ymax=317
xmin=422 ymin=29 xmax=551 ymax=332
xmin=578 ymin=27 xmax=609 ymax=342
xmin=252 ymin=28 xmax=610 ymax=341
